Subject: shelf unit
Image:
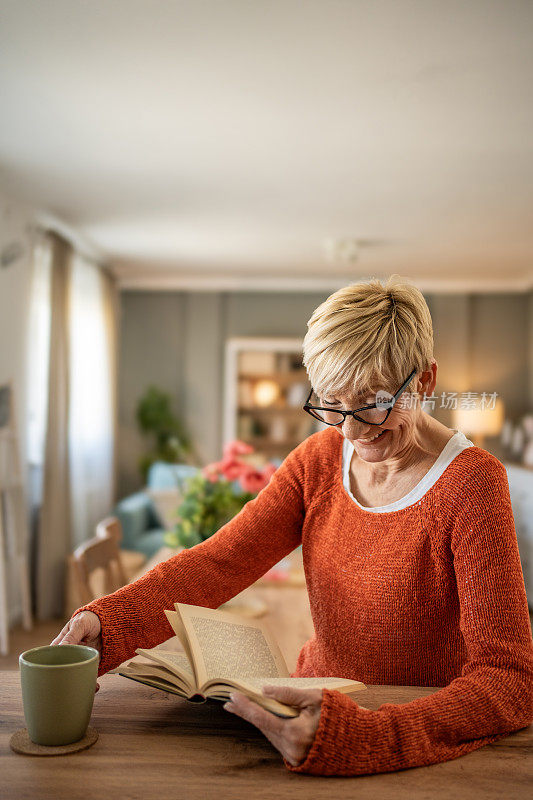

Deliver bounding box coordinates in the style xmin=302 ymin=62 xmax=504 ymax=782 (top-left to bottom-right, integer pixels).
xmin=223 ymin=337 xmax=320 ymax=461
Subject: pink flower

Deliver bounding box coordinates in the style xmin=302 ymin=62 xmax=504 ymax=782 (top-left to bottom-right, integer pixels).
xmin=239 ymin=465 xmax=268 ymax=493
xmin=219 ymin=456 xmax=249 ymax=481
xmin=222 ymin=440 xmax=254 ymax=460
xmin=239 ymin=462 xmax=277 ymax=493
xmin=203 ymin=450 xmax=277 ymax=493
xmin=203 ymin=455 xmax=251 ymax=482
xmin=202 ymin=463 xmax=223 ymax=482
xmin=261 ymin=463 xmax=277 ymax=483
xmin=202 ymin=468 xmax=220 ymax=483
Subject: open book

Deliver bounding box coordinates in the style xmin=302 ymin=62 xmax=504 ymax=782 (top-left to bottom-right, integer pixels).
xmin=114 ymin=602 xmax=367 ymax=718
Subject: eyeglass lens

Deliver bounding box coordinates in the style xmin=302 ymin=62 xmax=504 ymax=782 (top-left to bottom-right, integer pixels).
xmin=307 ymin=387 xmax=401 ymax=426
xmin=307 ymin=405 xmax=389 ymax=426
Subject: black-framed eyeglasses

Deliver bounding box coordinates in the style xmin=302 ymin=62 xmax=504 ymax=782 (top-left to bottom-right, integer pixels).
xmin=303 ymin=368 xmax=418 ymax=427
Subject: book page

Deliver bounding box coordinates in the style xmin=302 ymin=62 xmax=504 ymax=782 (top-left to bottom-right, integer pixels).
xmin=122 ymin=658 xmax=191 ymax=691
xmin=163 ymin=611 xmax=196 ymax=672
xmin=118 ymin=671 xmax=189 ymax=698
xmin=175 ymin=602 xmax=290 ymax=688
xmin=216 ymin=676 xmax=366 ymax=693
xmin=134 ymin=649 xmax=195 ymax=692
xmin=110 ymin=634 xmax=187 ymax=674
xmin=202 ymin=676 xmax=367 ymax=717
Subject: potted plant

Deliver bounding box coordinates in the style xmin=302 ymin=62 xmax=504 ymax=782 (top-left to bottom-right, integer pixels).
xmin=164 ymin=440 xmax=277 ymax=549
xmin=136 ymin=385 xmax=195 ymax=481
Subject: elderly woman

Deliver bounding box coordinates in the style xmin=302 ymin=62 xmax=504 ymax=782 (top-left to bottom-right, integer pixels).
xmin=52 ymin=276 xmax=533 ymax=776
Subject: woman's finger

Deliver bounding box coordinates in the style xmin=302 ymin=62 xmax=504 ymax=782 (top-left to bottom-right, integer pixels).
xmin=262 ymin=684 xmax=322 ymax=709
xmin=57 ymin=616 xmax=86 ymax=645
xmin=225 ymin=691 xmax=312 ymax=766
xmin=224 ymin=692 xmax=285 ymax=736
xmin=50 ymin=621 xmax=71 ymax=646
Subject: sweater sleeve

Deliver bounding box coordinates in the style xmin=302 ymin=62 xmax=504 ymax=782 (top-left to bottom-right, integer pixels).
xmin=71 ymin=441 xmax=306 ymax=676
xmin=283 ymin=458 xmax=533 ymax=776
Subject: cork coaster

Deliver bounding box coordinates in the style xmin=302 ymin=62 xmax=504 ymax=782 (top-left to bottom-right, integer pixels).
xmin=10 ymin=727 xmax=98 ymax=756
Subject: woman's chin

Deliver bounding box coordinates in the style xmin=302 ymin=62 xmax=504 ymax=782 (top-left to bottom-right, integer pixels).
xmin=352 ymin=428 xmax=393 ymax=459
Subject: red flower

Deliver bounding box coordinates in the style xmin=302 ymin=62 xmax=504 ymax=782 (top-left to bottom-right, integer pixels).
xmin=202 ymin=463 xmax=223 ymax=482
xmin=203 ymin=443 xmax=277 ymax=494
xmin=219 ymin=456 xmax=249 ymax=481
xmin=239 ymin=465 xmax=267 ymax=493
xmin=239 ymin=463 xmax=277 ymax=493
xmin=261 ymin=463 xmax=277 ymax=482
xmin=222 ymin=440 xmax=254 ymax=460
xmin=202 ymin=465 xmax=220 ymax=483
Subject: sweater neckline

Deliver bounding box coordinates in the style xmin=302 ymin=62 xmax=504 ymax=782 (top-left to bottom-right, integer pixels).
xmin=338 ymin=429 xmax=474 ymax=514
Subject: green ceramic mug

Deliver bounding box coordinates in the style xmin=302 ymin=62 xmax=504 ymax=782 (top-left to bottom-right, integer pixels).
xmin=19 ymin=644 xmax=99 ymax=746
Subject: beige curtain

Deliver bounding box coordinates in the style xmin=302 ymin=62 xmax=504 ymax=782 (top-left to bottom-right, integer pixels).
xmin=36 ymin=233 xmax=73 ymax=620
xmin=100 ymin=268 xmax=119 ymax=505
xmin=35 ymin=234 xmax=119 ymax=619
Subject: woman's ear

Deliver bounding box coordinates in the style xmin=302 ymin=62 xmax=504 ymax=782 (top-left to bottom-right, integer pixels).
xmin=416 ymin=360 xmax=438 ymax=398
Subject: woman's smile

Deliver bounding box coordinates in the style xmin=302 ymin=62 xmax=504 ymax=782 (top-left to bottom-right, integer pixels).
xmin=355 ymin=428 xmax=389 ymax=445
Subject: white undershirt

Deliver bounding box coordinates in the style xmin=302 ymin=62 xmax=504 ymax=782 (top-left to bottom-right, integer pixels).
xmin=342 ymin=429 xmax=475 ymax=513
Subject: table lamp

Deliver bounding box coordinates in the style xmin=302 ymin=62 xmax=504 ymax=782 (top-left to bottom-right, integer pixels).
xmin=253 ymin=379 xmax=280 ymax=407
xmin=452 ymin=398 xmax=504 ymax=449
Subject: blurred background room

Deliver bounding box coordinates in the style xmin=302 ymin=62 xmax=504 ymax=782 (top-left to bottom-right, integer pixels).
xmin=0 ymin=0 xmax=531 ymax=666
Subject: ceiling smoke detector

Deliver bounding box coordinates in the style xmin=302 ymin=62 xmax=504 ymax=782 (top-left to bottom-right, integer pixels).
xmin=323 ymin=238 xmax=359 ymax=264
xmin=322 ymin=237 xmax=395 ymax=265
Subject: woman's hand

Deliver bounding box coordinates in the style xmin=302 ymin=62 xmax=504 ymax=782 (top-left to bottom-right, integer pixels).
xmin=223 ymin=684 xmax=323 ymax=767
xmin=50 ymin=611 xmax=102 ymax=693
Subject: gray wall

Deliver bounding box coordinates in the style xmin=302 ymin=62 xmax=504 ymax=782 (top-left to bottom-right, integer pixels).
xmin=118 ymin=292 xmax=186 ymax=497
xmin=117 ymin=289 xmax=533 ymax=498
xmin=428 ymin=293 xmax=531 ymax=419
xmin=117 ymin=291 xmax=327 ymax=496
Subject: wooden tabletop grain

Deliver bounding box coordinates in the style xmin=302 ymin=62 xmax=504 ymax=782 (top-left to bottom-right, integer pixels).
xmin=2 ymin=670 xmax=532 ymax=800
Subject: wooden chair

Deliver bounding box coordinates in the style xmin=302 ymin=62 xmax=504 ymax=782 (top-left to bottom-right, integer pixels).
xmin=71 ymin=527 xmax=128 ymax=607
xmin=65 ymin=516 xmax=147 ymax=614
xmin=96 ymin=516 xmax=147 ymax=577
xmin=95 ymin=516 xmax=123 ymax=545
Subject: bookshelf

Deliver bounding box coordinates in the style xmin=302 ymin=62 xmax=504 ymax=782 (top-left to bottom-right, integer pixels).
xmin=223 ymin=337 xmax=320 ymax=461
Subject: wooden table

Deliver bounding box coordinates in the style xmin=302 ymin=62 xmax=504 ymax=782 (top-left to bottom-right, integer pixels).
xmin=2 ymin=671 xmax=532 ymax=799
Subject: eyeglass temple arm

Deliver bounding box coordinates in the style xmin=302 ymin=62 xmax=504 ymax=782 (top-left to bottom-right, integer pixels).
xmin=395 ymin=368 xmax=418 ymax=399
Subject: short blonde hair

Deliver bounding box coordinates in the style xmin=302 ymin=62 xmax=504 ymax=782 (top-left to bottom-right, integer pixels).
xmin=302 ymin=275 xmax=433 ymax=399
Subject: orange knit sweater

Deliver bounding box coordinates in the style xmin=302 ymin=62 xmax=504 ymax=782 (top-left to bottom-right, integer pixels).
xmin=74 ymin=427 xmax=533 ymax=776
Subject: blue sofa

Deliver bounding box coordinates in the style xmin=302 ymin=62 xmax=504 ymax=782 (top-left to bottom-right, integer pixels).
xmin=114 ymin=462 xmax=199 ymax=557
xmin=115 ymin=458 xmax=286 ymax=558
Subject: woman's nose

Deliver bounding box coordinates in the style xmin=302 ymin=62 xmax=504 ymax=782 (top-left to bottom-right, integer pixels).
xmin=341 ymin=415 xmax=370 ymax=439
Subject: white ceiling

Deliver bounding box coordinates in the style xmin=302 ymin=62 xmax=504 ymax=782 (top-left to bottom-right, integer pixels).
xmin=1 ymin=0 xmax=532 ymax=291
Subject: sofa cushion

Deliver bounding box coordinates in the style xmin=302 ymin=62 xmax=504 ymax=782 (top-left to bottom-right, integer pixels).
xmin=135 ymin=528 xmax=167 ymax=558
xmin=114 ymin=491 xmax=154 ymax=551
xmin=147 ymin=461 xmax=199 ymax=490
xmin=147 ymin=487 xmax=183 ymax=531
